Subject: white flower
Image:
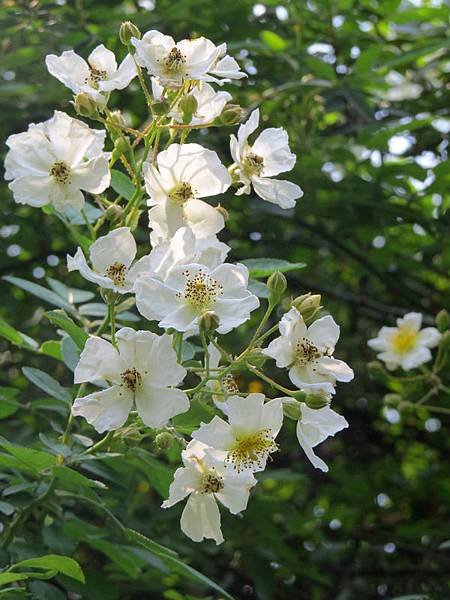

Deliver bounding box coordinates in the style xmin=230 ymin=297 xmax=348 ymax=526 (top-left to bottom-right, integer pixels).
xmin=162 ymin=440 xmax=257 ymax=544
xmin=294 ymin=401 xmax=348 ymax=473
xmin=134 ymin=262 xmax=259 ymax=335
xmin=146 ymin=226 xmax=229 ymax=279
xmin=46 ymin=45 xmax=136 ymax=103
xmin=152 ymin=79 xmax=231 ymax=126
xmin=230 ymin=109 xmax=303 ymax=209
xmin=72 ymin=328 xmax=189 ymax=432
xmin=132 ymin=31 xmax=243 ymax=87
xmin=144 ymin=143 xmax=231 ymax=244
xmin=4 ymin=111 xmax=110 ymax=211
xmin=67 ymin=227 xmax=151 ymax=294
xmin=192 ymin=393 xmax=283 ymax=473
xmin=263 ymin=307 xmax=354 ymax=394
xmin=368 ymin=312 xmax=441 ymax=370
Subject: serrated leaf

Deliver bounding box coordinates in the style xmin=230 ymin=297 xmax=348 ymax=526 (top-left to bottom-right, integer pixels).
xmin=111 ymin=169 xmax=135 ymax=201
xmin=4 ymin=276 xmax=75 ymax=314
xmin=242 ymin=258 xmax=306 ymax=279
xmin=45 ymin=310 xmax=88 ymax=350
xmin=12 ymin=555 xmax=85 ymax=584
xmin=22 ymin=366 xmax=71 ymax=403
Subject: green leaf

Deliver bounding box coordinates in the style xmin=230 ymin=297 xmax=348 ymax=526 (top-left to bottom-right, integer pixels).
xmin=260 ymin=30 xmax=287 ymax=52
xmin=53 ymin=465 xmax=107 ymax=490
xmin=248 ymin=279 xmax=269 ymax=298
xmin=0 ymin=317 xmax=25 ymax=347
xmin=45 ymin=310 xmax=88 ymax=350
xmin=61 ymin=336 xmax=80 ymax=372
xmin=242 ymin=258 xmax=306 ymax=278
xmin=0 ymin=573 xmax=29 ymax=587
xmin=134 ymin=452 xmax=173 ymax=497
xmin=47 ymin=278 xmax=94 ymax=304
xmin=12 ymin=555 xmax=85 ymax=584
xmin=172 ymin=400 xmax=215 ymax=435
xmin=0 ymin=388 xmax=19 ymax=419
xmin=111 ymin=169 xmax=135 ymax=201
xmin=39 ymin=340 xmax=63 ymax=361
xmin=0 ymin=440 xmax=56 ymax=471
xmin=22 ymin=366 xmax=72 ymax=403
xmin=3 ymin=276 xmax=75 ymax=314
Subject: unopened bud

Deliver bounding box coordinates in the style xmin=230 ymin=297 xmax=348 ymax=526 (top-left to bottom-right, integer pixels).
xmin=114 ymin=136 xmax=132 ymax=155
xmin=267 ymin=271 xmax=287 ymax=304
xmin=119 ymin=21 xmax=141 ymax=46
xmin=152 ymin=99 xmax=170 ymax=115
xmin=216 ymin=204 xmax=229 ymax=221
xmin=199 ymin=310 xmax=220 ymax=333
xmin=109 ymin=110 xmax=126 ymax=127
xmin=105 ymin=204 xmax=124 ymax=224
xmin=439 ymin=330 xmax=450 ymax=351
xmin=383 ymin=393 xmax=402 ymax=408
xmin=436 ymin=309 xmax=450 ymax=333
xmin=282 ymin=398 xmax=302 ymax=420
xmin=154 ymin=431 xmax=173 ymax=450
xmin=367 ymin=360 xmax=390 ymax=384
xmin=304 ymin=388 xmax=331 ymax=409
xmin=179 ymin=93 xmax=198 ymax=116
xmin=73 ymin=93 xmax=98 ymax=117
xmin=220 ymin=104 xmax=244 ymax=126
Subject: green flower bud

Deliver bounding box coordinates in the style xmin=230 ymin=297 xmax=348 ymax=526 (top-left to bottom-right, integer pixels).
xmin=154 ymin=431 xmax=173 ymax=450
xmin=436 ymin=309 xmax=450 ymax=333
xmin=439 ymin=330 xmax=450 ymax=351
xmin=220 ymin=104 xmax=244 ymax=126
xmin=119 ymin=21 xmax=141 ymax=46
xmin=267 ymin=271 xmax=287 ymax=304
xmin=292 ymin=293 xmax=322 ymax=321
xmin=179 ymin=93 xmax=198 ymax=116
xmin=304 ymin=388 xmax=331 ymax=409
xmin=282 ymin=398 xmax=302 ymax=420
xmin=152 ymin=99 xmax=171 ymax=115
xmin=290 ymin=390 xmax=307 ymax=403
xmin=105 ymin=204 xmax=124 ymax=224
xmin=383 ymin=393 xmax=402 ymax=408
xmin=199 ymin=310 xmax=220 ymax=333
xmin=73 ymin=93 xmax=98 ymax=117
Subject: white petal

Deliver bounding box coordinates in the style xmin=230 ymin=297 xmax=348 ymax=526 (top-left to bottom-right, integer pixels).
xmin=317 ymin=356 xmax=354 ymax=383
xmin=213 ymin=296 xmax=260 ymax=333
xmin=70 ymin=156 xmax=110 ymax=194
xmin=252 ymin=176 xmax=303 ymax=209
xmin=237 ymin=109 xmax=260 ymax=153
xmin=261 ymin=398 xmax=284 ymax=437
xmin=9 ymin=175 xmax=54 ymax=207
xmin=280 ymin=307 xmax=307 ymax=338
xmin=89 ymin=227 xmax=137 ymax=274
xmin=252 ymin=128 xmax=296 ymax=176
xmin=209 ymin=54 xmax=246 ymax=80
xmin=177 ymin=37 xmax=219 ymax=79
xmin=5 ymin=128 xmax=54 ymax=179
xmin=307 ymin=315 xmax=340 ymax=352
xmin=74 ymin=336 xmax=124 ymax=384
xmin=367 ymin=335 xmax=388 ymax=352
xmin=215 ymin=472 xmax=256 ymax=514
xmin=134 ymin=275 xmax=180 ymax=322
xmin=262 ymin=335 xmax=295 ymax=368
xmin=288 ymin=363 xmax=336 ymax=394
xmin=72 ymin=385 xmax=133 ymax=433
xmin=401 ymin=346 xmax=432 ymax=370
xmin=100 ymin=53 xmax=137 ymax=91
xmin=226 ymin=394 xmax=265 ymax=434
xmin=45 ymin=51 xmax=89 ymax=94
xmin=192 ymin=416 xmax=235 ymax=451
xmin=397 ymin=312 xmax=422 ymax=331
xmin=296 ymin=424 xmax=329 ymax=473
xmin=180 ymin=493 xmax=223 ymax=545
xmin=67 ymin=247 xmax=115 ymax=290
xmin=88 ymin=44 xmax=117 ymax=76
xmin=298 ymin=404 xmax=349 ymax=447
xmin=417 ymin=327 xmax=441 ymax=348
xmin=162 ymin=465 xmax=201 ymax=508
xmin=135 ymin=384 xmax=189 ymax=429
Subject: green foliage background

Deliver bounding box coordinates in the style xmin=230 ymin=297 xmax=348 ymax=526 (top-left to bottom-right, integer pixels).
xmin=0 ymin=0 xmax=449 ymax=598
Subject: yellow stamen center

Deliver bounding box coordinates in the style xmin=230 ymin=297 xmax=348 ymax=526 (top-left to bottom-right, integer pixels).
xmin=243 ymin=152 xmax=264 ymax=177
xmin=49 ymin=161 xmax=71 ymax=185
xmin=391 ymin=326 xmax=418 ymax=354
xmin=226 ymin=429 xmax=278 ymax=472
xmin=295 ymin=338 xmax=322 ymax=367
xmin=105 ymin=262 xmax=127 ymax=286
xmin=168 ymin=181 xmax=194 ymax=205
xmin=86 ymin=66 xmax=108 ymax=87
xmin=163 ymin=47 xmax=186 ymax=74
xmin=178 ymin=269 xmax=223 ymax=309
xmin=201 ymin=469 xmax=225 ymax=494
xmin=120 ymin=367 xmax=142 ymax=392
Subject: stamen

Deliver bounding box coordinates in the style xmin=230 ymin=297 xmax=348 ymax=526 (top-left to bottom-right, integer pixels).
xmin=178 ymin=269 xmax=223 ymax=309
xmin=243 ymin=152 xmax=264 ymax=177
xmin=86 ymin=66 xmax=108 ymax=87
xmin=295 ymin=338 xmax=322 ymax=367
xmin=226 ymin=428 xmax=278 ymax=472
xmin=163 ymin=47 xmax=186 ymax=74
xmin=168 ymin=182 xmax=194 ymax=205
xmin=391 ymin=327 xmax=418 ymax=354
xmin=120 ymin=367 xmax=142 ymax=392
xmin=105 ymin=262 xmax=128 ymax=286
xmin=222 ymin=374 xmax=239 ymax=394
xmin=201 ymin=469 xmax=225 ymax=494
xmin=49 ymin=161 xmax=71 ymax=185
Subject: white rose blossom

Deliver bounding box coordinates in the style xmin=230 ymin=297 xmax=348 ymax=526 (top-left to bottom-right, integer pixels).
xmin=134 ymin=262 xmax=259 ymax=335
xmin=192 ymin=393 xmax=283 ymax=473
xmin=4 ymin=111 xmax=110 ymax=211
xmin=46 ymin=44 xmax=136 ymax=103
xmin=67 ymin=227 xmax=152 ymax=294
xmin=144 ymin=143 xmax=231 ymax=244
xmin=146 ymin=226 xmax=229 ymax=279
xmin=151 ymin=79 xmax=232 ymax=126
xmin=230 ymin=108 xmax=303 ymax=209
xmin=162 ymin=440 xmax=257 ymax=545
xmin=73 ymin=328 xmax=189 ymax=432
xmin=368 ymin=312 xmax=441 ymax=371
xmin=263 ymin=307 xmax=354 ymax=394
xmin=131 ymin=31 xmax=244 ymax=87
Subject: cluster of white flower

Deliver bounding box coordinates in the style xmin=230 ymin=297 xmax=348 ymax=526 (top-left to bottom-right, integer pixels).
xmin=4 ymin=25 xmax=352 ymax=545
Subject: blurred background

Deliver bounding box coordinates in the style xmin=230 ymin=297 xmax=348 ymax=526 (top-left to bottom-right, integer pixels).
xmin=1 ymin=0 xmax=449 ymax=598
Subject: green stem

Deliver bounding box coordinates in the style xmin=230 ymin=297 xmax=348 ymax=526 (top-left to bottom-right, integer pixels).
xmin=109 ymin=303 xmax=116 ymax=346
xmin=80 ymin=208 xmax=96 ymax=240
xmin=82 ymin=430 xmax=115 ymax=456
xmin=248 ymin=366 xmax=296 ymax=396
xmin=201 ymin=332 xmax=210 ymax=378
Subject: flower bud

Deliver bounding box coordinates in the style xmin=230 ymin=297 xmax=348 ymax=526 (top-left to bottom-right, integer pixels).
xmin=109 ymin=109 xmax=126 ymax=127
xmin=436 ymin=309 xmax=450 ymax=333
xmin=119 ymin=21 xmax=141 ymax=46
xmin=220 ymin=104 xmax=244 ymax=126
xmin=267 ymin=271 xmax=287 ymax=304
xmin=199 ymin=310 xmax=220 ymax=333
xmin=113 ymin=135 xmax=132 ymax=155
xmin=304 ymin=388 xmax=331 ymax=409
xmin=216 ymin=204 xmax=229 ymax=221
xmin=73 ymin=93 xmax=98 ymax=117
xmin=439 ymin=330 xmax=450 ymax=351
xmin=383 ymin=393 xmax=402 ymax=408
xmin=282 ymin=398 xmax=302 ymax=420
xmin=179 ymin=93 xmax=198 ymax=116
xmin=152 ymin=99 xmax=171 ymax=115
xmin=292 ymin=293 xmax=322 ymax=321
xmin=154 ymin=431 xmax=173 ymax=450
xmin=367 ymin=360 xmax=390 ymax=385
xmin=290 ymin=390 xmax=307 ymax=403
xmin=105 ymin=204 xmax=124 ymax=224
